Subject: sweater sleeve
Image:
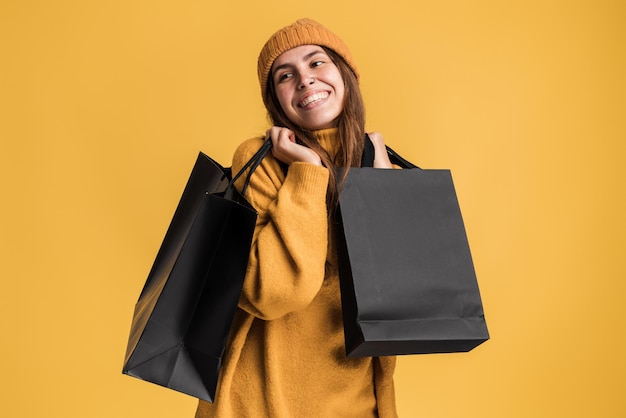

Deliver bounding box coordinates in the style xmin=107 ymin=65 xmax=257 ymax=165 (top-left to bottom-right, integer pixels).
xmin=232 ymin=138 xmax=330 ymax=320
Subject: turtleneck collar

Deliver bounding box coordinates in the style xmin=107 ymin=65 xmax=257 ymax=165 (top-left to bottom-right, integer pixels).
xmin=312 ymin=127 xmax=340 ymax=157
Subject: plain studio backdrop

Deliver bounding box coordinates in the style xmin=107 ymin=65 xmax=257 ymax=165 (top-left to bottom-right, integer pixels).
xmin=1 ymin=0 xmax=624 ymax=417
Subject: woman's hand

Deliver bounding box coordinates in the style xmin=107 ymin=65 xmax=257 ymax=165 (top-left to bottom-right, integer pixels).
xmin=368 ymin=131 xmax=393 ymax=168
xmin=266 ymin=126 xmax=323 ymax=166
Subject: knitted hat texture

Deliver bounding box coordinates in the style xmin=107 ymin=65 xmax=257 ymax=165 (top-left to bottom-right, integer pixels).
xmin=257 ymin=18 xmax=358 ymax=105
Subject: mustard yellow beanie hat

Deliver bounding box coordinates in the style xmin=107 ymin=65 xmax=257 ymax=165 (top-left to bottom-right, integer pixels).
xmin=257 ymin=18 xmax=358 ymax=105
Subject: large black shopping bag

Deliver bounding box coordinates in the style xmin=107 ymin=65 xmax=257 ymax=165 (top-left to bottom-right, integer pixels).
xmin=123 ymin=140 xmax=272 ymax=401
xmin=336 ymin=146 xmax=489 ymax=357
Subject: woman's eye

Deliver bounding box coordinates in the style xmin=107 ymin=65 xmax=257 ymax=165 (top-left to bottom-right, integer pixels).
xmin=277 ymin=73 xmax=293 ymax=83
xmin=311 ymin=61 xmax=323 ymax=68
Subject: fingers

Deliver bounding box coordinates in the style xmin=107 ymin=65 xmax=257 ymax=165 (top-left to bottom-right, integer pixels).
xmin=368 ymin=131 xmax=385 ymax=149
xmin=267 ymin=126 xmax=322 ymax=166
xmin=368 ymin=131 xmax=393 ymax=169
xmin=268 ymin=127 xmax=296 ymax=163
xmin=267 ymin=126 xmax=295 ymax=144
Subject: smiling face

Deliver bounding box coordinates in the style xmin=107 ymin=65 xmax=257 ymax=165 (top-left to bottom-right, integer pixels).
xmin=271 ymin=45 xmax=345 ymax=130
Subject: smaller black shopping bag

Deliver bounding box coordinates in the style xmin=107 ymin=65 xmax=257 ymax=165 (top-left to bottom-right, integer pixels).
xmin=336 ymin=146 xmax=489 ymax=357
xmin=122 ymin=140 xmax=272 ymax=401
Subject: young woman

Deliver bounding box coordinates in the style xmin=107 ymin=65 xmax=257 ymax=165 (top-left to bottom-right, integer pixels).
xmin=195 ymin=18 xmax=397 ymax=417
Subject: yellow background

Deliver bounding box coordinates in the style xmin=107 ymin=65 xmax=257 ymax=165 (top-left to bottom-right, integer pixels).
xmin=1 ymin=0 xmax=624 ymax=416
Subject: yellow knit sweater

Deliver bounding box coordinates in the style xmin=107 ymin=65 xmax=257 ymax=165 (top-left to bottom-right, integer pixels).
xmin=195 ymin=129 xmax=397 ymax=418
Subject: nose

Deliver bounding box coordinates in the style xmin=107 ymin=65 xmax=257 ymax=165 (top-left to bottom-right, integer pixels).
xmin=298 ymin=74 xmax=315 ymax=89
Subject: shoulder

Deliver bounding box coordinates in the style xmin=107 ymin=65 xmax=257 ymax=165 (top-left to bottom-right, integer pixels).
xmin=231 ymin=136 xmax=271 ymax=173
xmin=235 ymin=136 xmax=266 ymax=155
xmin=232 ymin=136 xmax=266 ymax=165
xmin=231 ymin=135 xmax=285 ymax=195
xmin=231 ymin=135 xmax=286 ymax=207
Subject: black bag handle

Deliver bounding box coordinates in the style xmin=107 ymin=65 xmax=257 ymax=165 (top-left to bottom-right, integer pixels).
xmin=228 ymin=138 xmax=273 ymax=197
xmin=363 ymin=133 xmax=420 ymax=169
xmin=227 ymin=136 xmax=418 ymax=199
xmin=386 ymin=145 xmax=420 ymax=169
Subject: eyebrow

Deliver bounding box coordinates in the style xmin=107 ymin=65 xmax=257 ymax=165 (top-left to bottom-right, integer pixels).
xmin=272 ymin=50 xmax=326 ymax=75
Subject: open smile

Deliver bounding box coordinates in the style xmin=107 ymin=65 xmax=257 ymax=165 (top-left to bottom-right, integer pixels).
xmin=298 ymin=91 xmax=330 ymax=108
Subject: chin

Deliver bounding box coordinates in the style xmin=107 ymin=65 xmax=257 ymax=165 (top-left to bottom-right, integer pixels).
xmin=302 ymin=119 xmax=339 ymax=131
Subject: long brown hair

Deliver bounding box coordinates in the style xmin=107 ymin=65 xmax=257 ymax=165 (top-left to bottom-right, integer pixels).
xmin=264 ymin=46 xmax=365 ymax=210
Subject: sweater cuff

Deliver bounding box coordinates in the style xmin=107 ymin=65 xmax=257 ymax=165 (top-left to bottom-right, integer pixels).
xmin=284 ymin=162 xmax=329 ymax=196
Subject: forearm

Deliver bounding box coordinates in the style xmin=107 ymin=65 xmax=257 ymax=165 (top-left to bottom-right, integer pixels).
xmin=233 ymin=143 xmax=330 ymax=319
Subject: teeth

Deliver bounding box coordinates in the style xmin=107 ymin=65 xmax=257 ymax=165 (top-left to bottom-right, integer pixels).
xmin=300 ymin=92 xmax=329 ymax=107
